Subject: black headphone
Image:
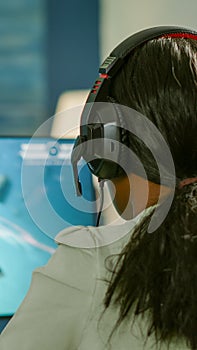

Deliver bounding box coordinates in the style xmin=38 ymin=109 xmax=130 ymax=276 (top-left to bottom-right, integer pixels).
xmin=71 ymin=25 xmax=197 ymax=196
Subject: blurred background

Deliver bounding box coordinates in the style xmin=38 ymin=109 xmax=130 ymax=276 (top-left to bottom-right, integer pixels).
xmin=0 ymin=0 xmax=99 ymax=135
xmin=0 ymin=0 xmax=197 ymax=136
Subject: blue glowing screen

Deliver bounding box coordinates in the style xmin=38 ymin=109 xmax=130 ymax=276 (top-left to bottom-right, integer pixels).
xmin=0 ymin=137 xmax=96 ymax=315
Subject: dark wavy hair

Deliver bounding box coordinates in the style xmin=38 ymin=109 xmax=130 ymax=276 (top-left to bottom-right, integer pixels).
xmin=104 ymin=37 xmax=197 ymax=349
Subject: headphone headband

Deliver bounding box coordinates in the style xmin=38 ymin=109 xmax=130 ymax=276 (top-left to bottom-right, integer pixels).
xmin=83 ymin=26 xmax=197 ymax=107
xmin=110 ymin=26 xmax=197 ymax=59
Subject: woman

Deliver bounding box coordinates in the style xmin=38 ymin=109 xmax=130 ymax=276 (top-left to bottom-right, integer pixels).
xmin=1 ymin=27 xmax=197 ymax=349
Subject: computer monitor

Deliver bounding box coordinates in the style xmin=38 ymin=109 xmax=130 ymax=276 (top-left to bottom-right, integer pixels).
xmin=0 ymin=136 xmax=96 ymax=315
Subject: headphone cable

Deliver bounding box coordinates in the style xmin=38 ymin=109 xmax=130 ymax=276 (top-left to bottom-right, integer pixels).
xmin=96 ymin=179 xmax=105 ymax=227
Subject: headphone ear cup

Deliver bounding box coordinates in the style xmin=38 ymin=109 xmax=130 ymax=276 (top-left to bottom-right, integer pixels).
xmin=88 ymin=159 xmax=122 ymax=179
xmin=87 ymin=125 xmax=123 ymax=179
xmin=85 ymin=101 xmax=129 ymax=179
xmin=108 ymin=100 xmax=130 ymax=176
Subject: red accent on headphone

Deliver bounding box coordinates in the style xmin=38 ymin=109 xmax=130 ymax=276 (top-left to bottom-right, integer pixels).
xmin=99 ymin=73 xmax=109 ymax=79
xmin=162 ymin=33 xmax=197 ymax=40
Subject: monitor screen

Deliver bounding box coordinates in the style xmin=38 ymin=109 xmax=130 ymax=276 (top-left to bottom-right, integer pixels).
xmin=0 ymin=136 xmax=96 ymax=315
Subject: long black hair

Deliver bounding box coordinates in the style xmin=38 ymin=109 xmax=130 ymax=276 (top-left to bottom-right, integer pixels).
xmin=104 ymin=37 xmax=197 ymax=348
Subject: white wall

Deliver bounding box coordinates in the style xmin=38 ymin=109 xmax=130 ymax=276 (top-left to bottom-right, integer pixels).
xmin=100 ymin=0 xmax=197 ymax=59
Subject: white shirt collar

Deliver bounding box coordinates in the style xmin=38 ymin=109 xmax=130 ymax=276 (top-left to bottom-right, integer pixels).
xmin=55 ymin=207 xmax=153 ymax=249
